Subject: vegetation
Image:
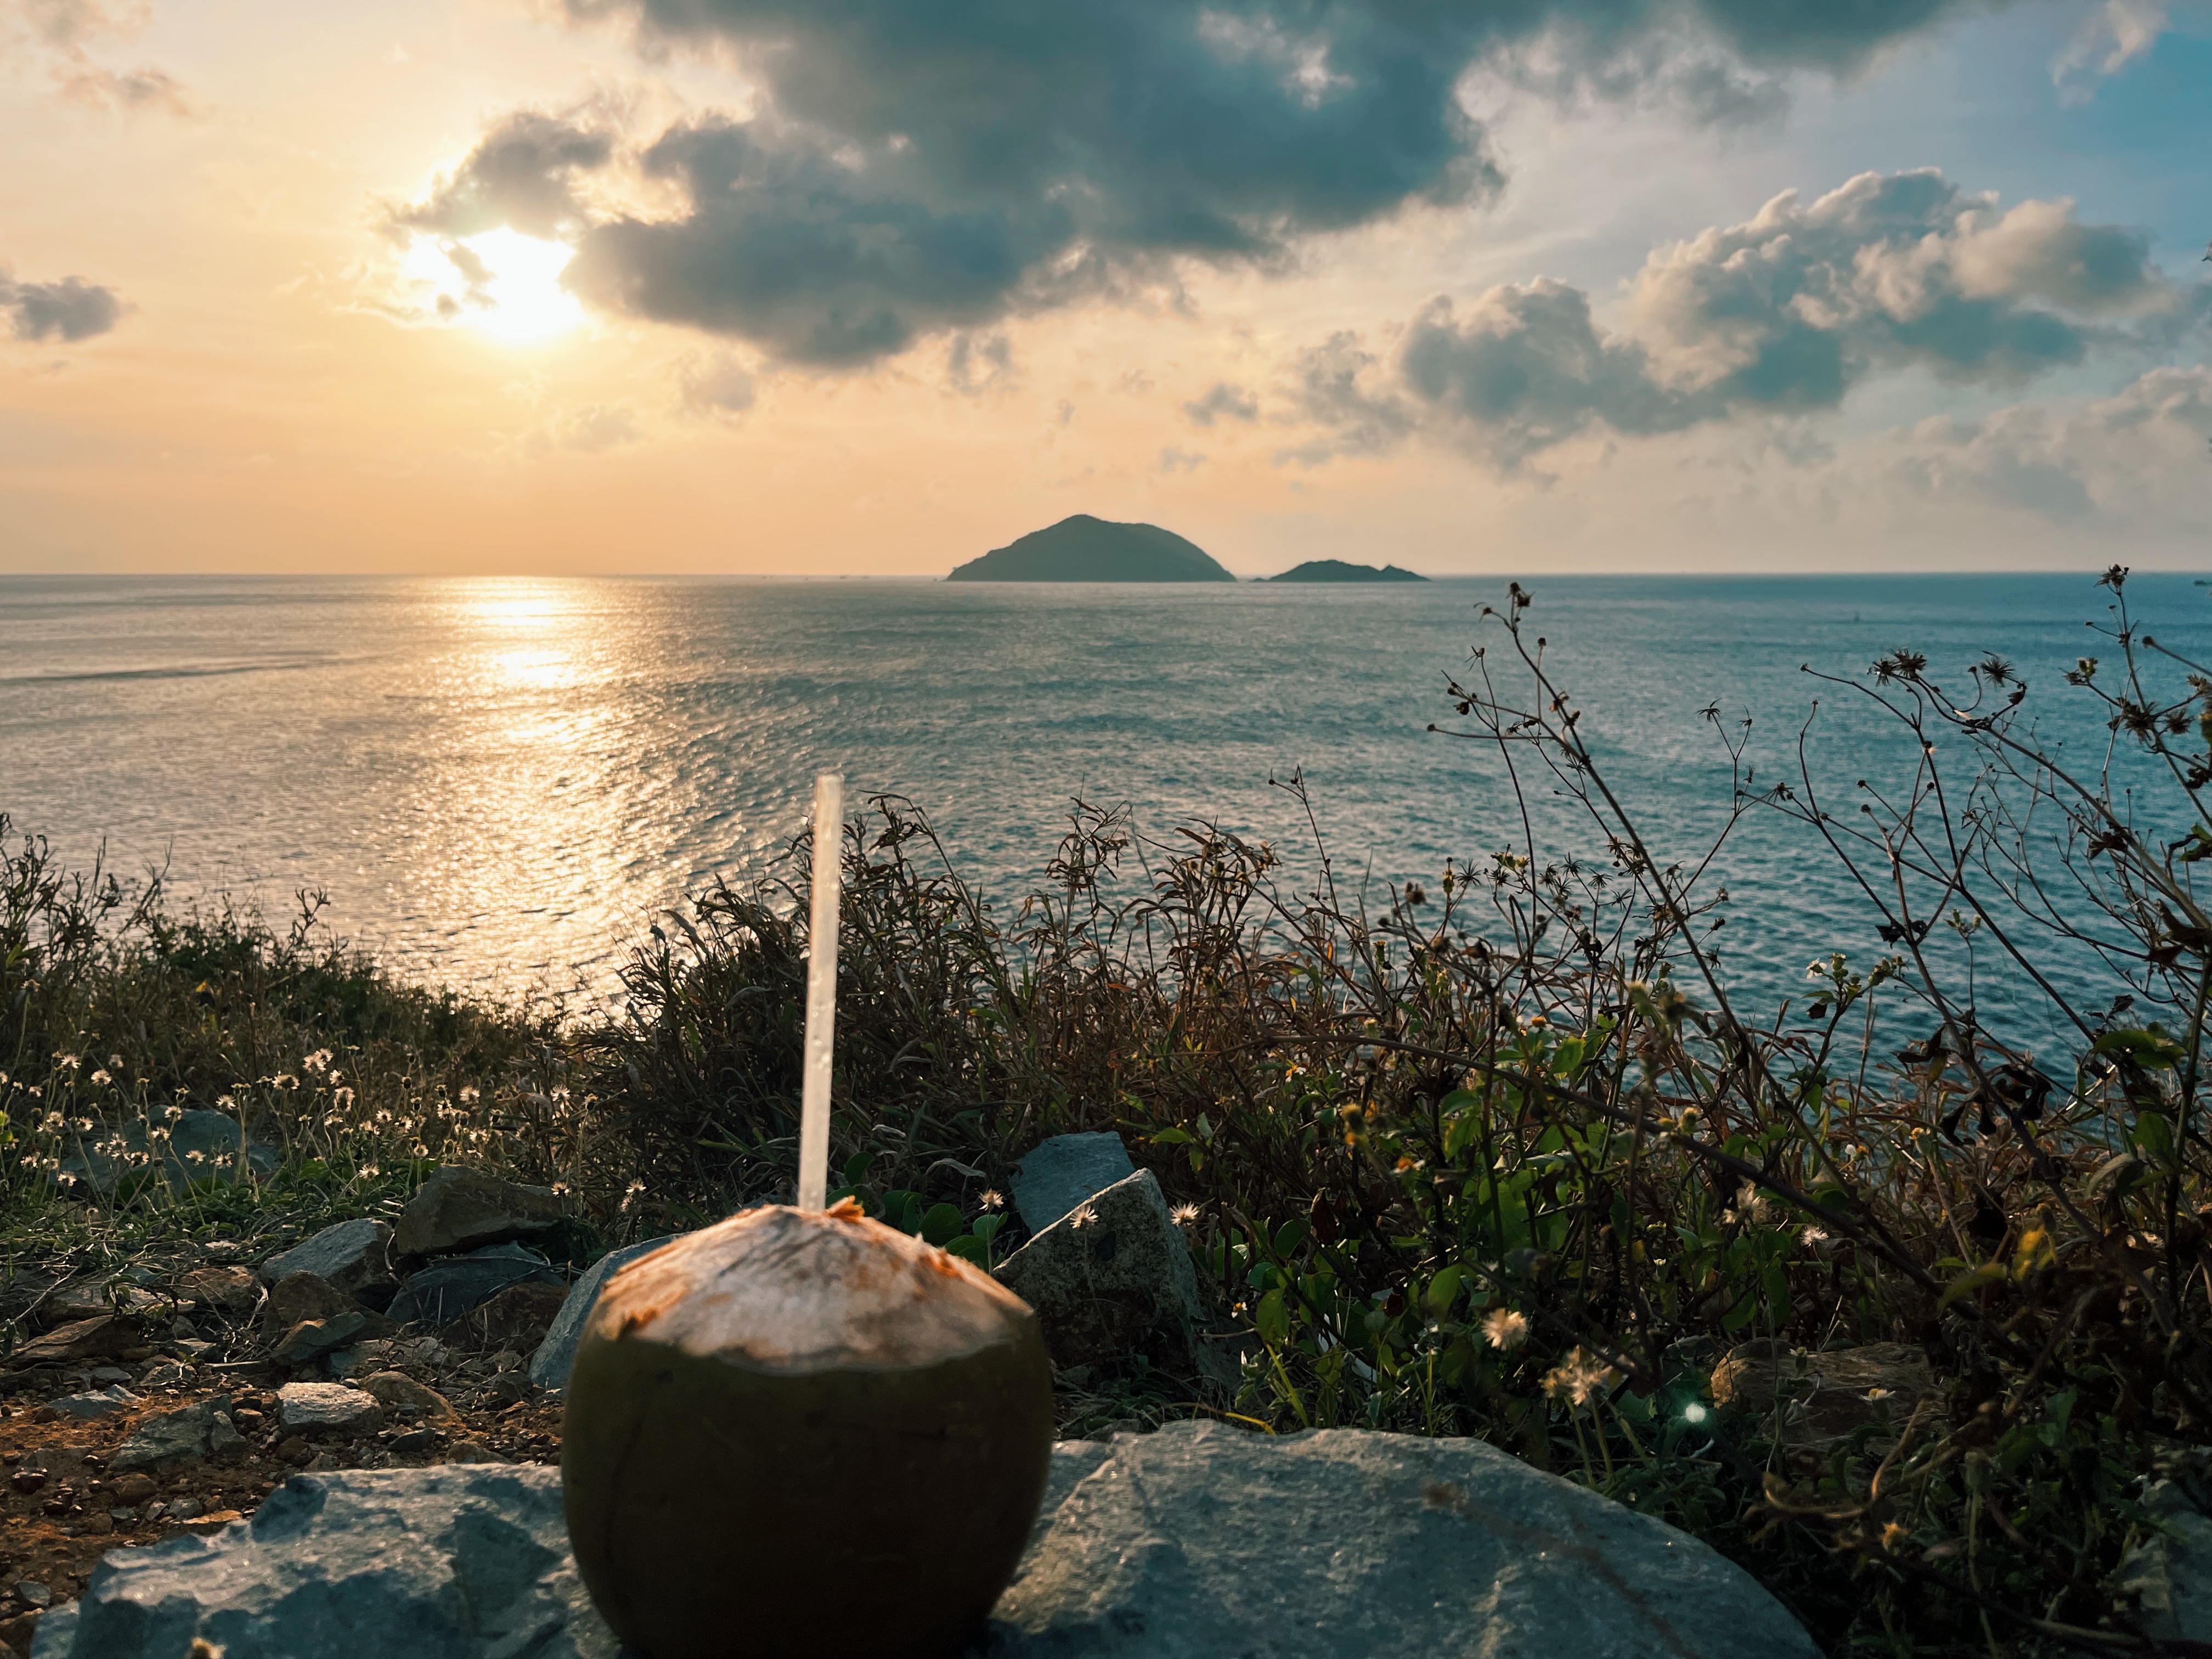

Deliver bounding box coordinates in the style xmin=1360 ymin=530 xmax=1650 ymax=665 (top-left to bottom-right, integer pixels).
xmin=7 ymin=566 xmax=2211 ymax=1655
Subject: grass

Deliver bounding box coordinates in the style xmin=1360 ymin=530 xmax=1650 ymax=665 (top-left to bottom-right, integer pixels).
xmin=6 ymin=566 xmax=2211 ymax=1655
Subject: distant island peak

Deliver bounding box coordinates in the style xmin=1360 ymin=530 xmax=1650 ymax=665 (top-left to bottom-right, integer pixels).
xmin=947 ymin=515 xmax=1234 ymax=583
xmin=1264 ymin=560 xmax=1427 ymax=583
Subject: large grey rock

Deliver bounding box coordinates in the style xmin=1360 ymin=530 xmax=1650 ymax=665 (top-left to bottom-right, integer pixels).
xmin=47 ymin=1385 xmax=137 ymax=1420
xmin=994 ymin=1169 xmax=1232 ymax=1390
xmin=392 ymin=1166 xmax=567 ymax=1259
xmin=111 ymin=1398 xmax=233 ymax=1471
xmin=29 ymin=1465 xmax=619 ymax=1659
xmin=59 ymin=1111 xmax=278 ymax=1194
xmin=526 ymin=1235 xmax=679 ymax=1395
xmin=387 ymin=1244 xmax=561 ymax=1329
xmin=1012 ymin=1132 xmax=1136 ymax=1235
xmin=258 ymin=1220 xmax=398 ymax=1306
xmin=2117 ymin=1480 xmax=2212 ymax=1641
xmin=31 ymin=1426 xmax=1815 ymax=1659
xmin=977 ymin=1423 xmax=1820 ymax=1657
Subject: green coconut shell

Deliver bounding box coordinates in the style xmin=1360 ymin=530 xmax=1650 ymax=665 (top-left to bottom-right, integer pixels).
xmin=561 ymin=1200 xmax=1054 ymax=1659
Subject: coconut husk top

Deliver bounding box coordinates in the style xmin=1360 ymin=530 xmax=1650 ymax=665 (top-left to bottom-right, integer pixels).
xmin=585 ymin=1197 xmax=1034 ymax=1374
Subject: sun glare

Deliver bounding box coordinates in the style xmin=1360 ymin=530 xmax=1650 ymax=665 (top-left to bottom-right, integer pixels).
xmin=403 ymin=228 xmax=584 ymax=346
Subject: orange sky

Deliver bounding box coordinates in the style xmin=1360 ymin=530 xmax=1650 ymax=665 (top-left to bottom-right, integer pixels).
xmin=3 ymin=0 xmax=2207 ymax=575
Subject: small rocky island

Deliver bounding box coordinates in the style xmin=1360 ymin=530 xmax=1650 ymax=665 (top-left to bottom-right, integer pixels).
xmin=1264 ymin=560 xmax=1427 ymax=583
xmin=948 ymin=515 xmax=1234 ymax=582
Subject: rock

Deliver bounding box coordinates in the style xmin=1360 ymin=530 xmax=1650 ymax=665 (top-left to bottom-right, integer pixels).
xmin=275 ymin=1383 xmax=383 ymax=1437
xmin=356 ymin=1371 xmax=456 ymax=1422
xmin=390 ymin=1428 xmax=439 ymax=1456
xmin=29 ymin=1466 xmax=615 ymax=1659
xmin=994 ymin=1169 xmax=1233 ymax=1390
xmin=0 ymin=1610 xmax=37 ymax=1652
xmin=111 ymin=1399 xmax=232 ymax=1471
xmin=391 ymin=1166 xmax=567 ymax=1259
xmin=980 ymin=1423 xmax=1817 ymax=1657
xmin=14 ymin=1583 xmax=50 ymax=1610
xmin=44 ymin=1281 xmax=170 ymax=1325
xmin=174 ymin=1265 xmax=258 ymax=1318
xmin=270 ymin=1313 xmax=371 ymax=1367
xmin=58 ymin=1110 xmax=277 ymax=1194
xmin=387 ymin=1244 xmax=562 ymax=1330
xmin=109 ymin=1475 xmax=155 ymax=1505
xmin=46 ymin=1387 xmax=136 ymax=1421
xmin=527 ymin=1234 xmax=679 ymax=1395
xmin=27 ymin=1429 xmax=1816 ymax=1659
xmin=135 ymin=1363 xmax=187 ymax=1390
xmin=443 ymin=1441 xmax=503 ymax=1465
xmin=206 ymin=1413 xmax=245 ymax=1458
xmin=257 ymin=1220 xmax=399 ymax=1307
xmin=1011 ymin=1132 xmax=1136 ymax=1235
xmin=1710 ymin=1341 xmax=1937 ymax=1447
xmin=7 ymin=1317 xmax=138 ymax=1368
xmin=258 ymin=1272 xmax=357 ymax=1345
xmin=2117 ymin=1479 xmax=2212 ymax=1642
xmin=438 ymin=1279 xmax=567 ymax=1354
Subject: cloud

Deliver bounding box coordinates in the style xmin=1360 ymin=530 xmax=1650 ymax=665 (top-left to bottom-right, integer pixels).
xmin=540 ymin=403 xmax=643 ymax=453
xmin=2052 ymin=0 xmax=2166 ymax=104
xmin=1159 ymin=445 xmax=1207 ymax=473
xmin=678 ymin=351 xmax=757 ymax=416
xmin=397 ymin=0 xmax=1998 ymax=366
xmin=945 ymin=330 xmax=1017 ymax=396
xmin=1288 ymin=170 xmax=2197 ymax=469
xmin=60 ymin=64 xmax=191 ymax=114
xmin=1 ymin=267 xmax=127 ymax=342
xmin=1183 ymin=381 xmax=1259 ymax=426
xmin=1872 ymin=365 xmax=2212 ymax=527
xmin=8 ymin=0 xmax=197 ymax=117
xmin=393 ymin=111 xmax=614 ymax=242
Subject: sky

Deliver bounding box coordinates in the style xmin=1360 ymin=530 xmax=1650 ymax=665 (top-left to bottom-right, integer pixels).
xmin=1 ymin=0 xmax=2207 ymax=577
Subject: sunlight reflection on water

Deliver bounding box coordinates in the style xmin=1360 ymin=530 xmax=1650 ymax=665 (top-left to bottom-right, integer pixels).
xmin=2 ymin=571 xmax=2203 ymax=1041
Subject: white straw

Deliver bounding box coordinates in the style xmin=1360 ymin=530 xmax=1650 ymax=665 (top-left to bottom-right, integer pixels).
xmin=798 ymin=772 xmax=843 ymax=1211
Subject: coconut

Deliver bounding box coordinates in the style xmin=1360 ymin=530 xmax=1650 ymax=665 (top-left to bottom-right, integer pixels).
xmin=561 ymin=1198 xmax=1054 ymax=1659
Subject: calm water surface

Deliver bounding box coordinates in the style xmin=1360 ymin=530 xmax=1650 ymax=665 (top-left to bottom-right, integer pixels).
xmin=3 ymin=573 xmax=2204 ymax=1034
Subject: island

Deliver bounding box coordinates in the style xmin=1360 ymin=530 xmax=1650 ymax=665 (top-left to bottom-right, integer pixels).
xmin=946 ymin=515 xmax=1234 ymax=582
xmin=1263 ymin=560 xmax=1428 ymax=583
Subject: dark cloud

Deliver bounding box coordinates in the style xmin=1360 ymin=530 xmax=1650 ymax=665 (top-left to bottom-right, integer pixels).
xmin=1 ymin=268 xmax=126 ymax=342
xmin=398 ymin=0 xmax=2000 ymax=365
xmin=1183 ymin=381 xmax=1259 ymax=425
xmin=393 ymin=111 xmax=614 ymax=242
xmin=1289 ymin=170 xmax=2193 ymax=468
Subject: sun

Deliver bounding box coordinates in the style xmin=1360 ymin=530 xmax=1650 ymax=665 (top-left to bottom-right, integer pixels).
xmin=403 ymin=227 xmax=585 ymax=346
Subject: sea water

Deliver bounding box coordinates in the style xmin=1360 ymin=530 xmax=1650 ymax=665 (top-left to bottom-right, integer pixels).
xmin=2 ymin=572 xmax=2203 ymax=1044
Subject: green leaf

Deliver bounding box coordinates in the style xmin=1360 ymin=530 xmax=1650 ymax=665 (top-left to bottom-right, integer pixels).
xmin=1939 ymin=1261 xmax=2009 ymax=1309
xmin=1254 ymin=1287 xmax=1290 ymax=1348
xmin=1273 ymin=1219 xmax=1309 ymax=1257
xmin=1422 ymin=1265 xmax=1464 ymax=1318
xmin=842 ymin=1150 xmax=876 ymax=1185
xmin=921 ymin=1202 xmax=966 ymax=1246
xmin=1151 ymin=1127 xmax=1193 ymax=1146
xmin=945 ymin=1234 xmax=987 ymax=1266
xmin=2096 ymin=1026 xmax=2187 ymax=1068
xmin=2133 ymin=1109 xmax=2175 ymax=1163
xmin=972 ymin=1213 xmax=1005 ymax=1243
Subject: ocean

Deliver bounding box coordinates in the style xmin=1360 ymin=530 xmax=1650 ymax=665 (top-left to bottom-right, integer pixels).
xmin=2 ymin=571 xmax=2203 ymax=1042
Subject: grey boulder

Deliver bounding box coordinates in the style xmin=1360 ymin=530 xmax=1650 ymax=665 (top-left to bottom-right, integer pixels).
xmin=1012 ymin=1131 xmax=1135 ymax=1235
xmin=392 ymin=1166 xmax=567 ymax=1259
xmin=2117 ymin=1479 xmax=2212 ymax=1642
xmin=29 ymin=1465 xmax=618 ymax=1659
xmin=111 ymin=1398 xmax=233 ymax=1472
xmin=59 ymin=1111 xmax=278 ymax=1194
xmin=387 ymin=1244 xmax=562 ymax=1329
xmin=31 ymin=1425 xmax=1816 ymax=1659
xmin=526 ymin=1235 xmax=679 ymax=1395
xmin=47 ymin=1386 xmax=137 ymax=1420
xmin=977 ymin=1422 xmax=1820 ymax=1657
xmin=276 ymin=1383 xmax=383 ymax=1437
xmin=994 ymin=1169 xmax=1233 ymax=1390
xmin=258 ymin=1220 xmax=398 ymax=1307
